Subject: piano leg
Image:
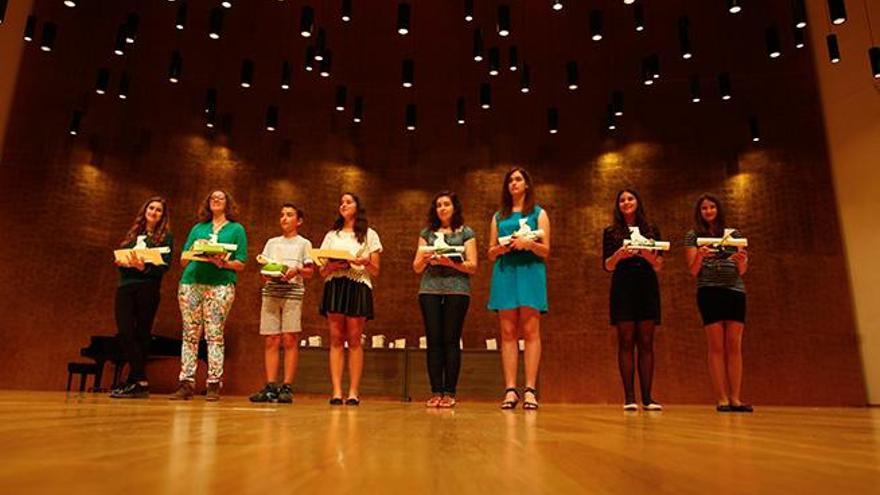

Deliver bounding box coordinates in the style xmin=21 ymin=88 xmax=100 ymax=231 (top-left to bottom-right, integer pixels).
xmin=93 ymin=361 xmax=105 ymax=392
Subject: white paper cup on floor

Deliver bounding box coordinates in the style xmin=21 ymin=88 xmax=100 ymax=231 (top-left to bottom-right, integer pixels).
xmin=372 ymin=335 xmax=386 ymax=348
xmin=300 ymin=339 xmax=307 ymax=347
xmin=419 ymin=336 xmax=427 ymax=349
xmin=460 ymin=338 xmax=464 ymax=349
xmin=486 ymin=338 xmax=497 ymax=350
xmin=518 ymin=339 xmax=525 ymax=351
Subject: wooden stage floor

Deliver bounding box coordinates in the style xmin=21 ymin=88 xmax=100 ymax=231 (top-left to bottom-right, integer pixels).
xmin=1 ymin=391 xmax=878 ymax=494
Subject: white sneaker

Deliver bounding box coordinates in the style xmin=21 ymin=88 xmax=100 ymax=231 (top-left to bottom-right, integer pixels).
xmin=623 ymin=403 xmax=639 ymax=411
xmin=642 ymin=402 xmax=663 ymax=411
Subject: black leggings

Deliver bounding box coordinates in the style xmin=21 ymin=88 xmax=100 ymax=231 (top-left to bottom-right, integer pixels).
xmin=114 ymin=281 xmax=160 ymax=383
xmin=418 ymin=294 xmax=470 ymax=395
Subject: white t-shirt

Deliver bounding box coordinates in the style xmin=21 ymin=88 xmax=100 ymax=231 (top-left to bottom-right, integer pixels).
xmin=261 ymin=235 xmax=314 ymax=297
xmin=320 ymin=228 xmax=383 ymax=288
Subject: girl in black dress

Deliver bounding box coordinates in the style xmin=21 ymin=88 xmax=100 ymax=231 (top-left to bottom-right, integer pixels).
xmin=602 ymin=189 xmax=663 ymax=410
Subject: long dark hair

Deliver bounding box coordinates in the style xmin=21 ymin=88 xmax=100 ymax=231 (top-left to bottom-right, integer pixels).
xmin=693 ymin=193 xmax=726 ymax=236
xmin=121 ymin=196 xmax=171 ymax=247
xmin=333 ymin=192 xmax=368 ymax=243
xmin=611 ymin=188 xmax=655 ymax=240
xmin=197 ymin=189 xmax=240 ymax=223
xmin=427 ymin=191 xmax=464 ymax=231
xmin=500 ymin=167 xmax=535 ymax=218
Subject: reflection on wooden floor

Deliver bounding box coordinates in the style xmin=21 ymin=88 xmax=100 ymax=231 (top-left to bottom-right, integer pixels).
xmin=1 ymin=391 xmax=878 ymax=494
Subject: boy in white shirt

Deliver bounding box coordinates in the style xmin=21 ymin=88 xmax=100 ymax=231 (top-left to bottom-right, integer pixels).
xmin=249 ymin=203 xmax=314 ymax=403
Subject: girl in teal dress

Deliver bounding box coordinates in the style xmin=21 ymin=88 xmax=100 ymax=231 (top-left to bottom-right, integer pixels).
xmin=487 ymin=168 xmax=551 ymax=410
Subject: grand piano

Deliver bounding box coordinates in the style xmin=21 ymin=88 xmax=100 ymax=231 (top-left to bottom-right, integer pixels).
xmin=78 ymin=335 xmax=207 ymax=391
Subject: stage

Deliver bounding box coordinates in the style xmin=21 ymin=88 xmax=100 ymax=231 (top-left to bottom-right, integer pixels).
xmin=0 ymin=392 xmax=877 ymax=494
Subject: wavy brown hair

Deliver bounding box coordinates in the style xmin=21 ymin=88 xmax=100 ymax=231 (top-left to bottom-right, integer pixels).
xmin=500 ymin=167 xmax=535 ymax=218
xmin=426 ymin=191 xmax=464 ymax=231
xmin=610 ymin=188 xmax=656 ymax=241
xmin=693 ymin=193 xmax=726 ymax=237
xmin=121 ymin=196 xmax=171 ymax=247
xmin=332 ymin=192 xmax=368 ymax=243
xmin=197 ymin=189 xmax=239 ymax=223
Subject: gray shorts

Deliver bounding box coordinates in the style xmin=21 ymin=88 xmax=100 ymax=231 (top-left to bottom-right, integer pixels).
xmin=260 ymin=296 xmax=303 ymax=335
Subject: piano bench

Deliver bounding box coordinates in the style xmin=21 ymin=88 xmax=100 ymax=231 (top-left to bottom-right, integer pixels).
xmin=66 ymin=362 xmax=100 ymax=392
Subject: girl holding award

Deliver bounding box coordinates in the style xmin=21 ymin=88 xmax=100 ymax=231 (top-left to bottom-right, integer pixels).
xmin=110 ymin=197 xmax=173 ymax=399
xmin=602 ymin=189 xmax=665 ymax=411
xmin=316 ymin=193 xmax=383 ymax=406
xmin=412 ymin=191 xmax=477 ymax=408
xmin=170 ymin=190 xmax=248 ymax=401
xmin=684 ymin=194 xmax=751 ymax=413
xmin=487 ymin=168 xmax=550 ymax=410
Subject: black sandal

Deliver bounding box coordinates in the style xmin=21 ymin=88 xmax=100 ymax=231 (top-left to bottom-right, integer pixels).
xmin=523 ymin=387 xmax=539 ymax=410
xmin=329 ymin=397 xmax=344 ymax=406
xmin=500 ymin=388 xmax=519 ymax=410
xmin=730 ymin=403 xmax=753 ymax=413
xmin=345 ymin=397 xmax=360 ymax=406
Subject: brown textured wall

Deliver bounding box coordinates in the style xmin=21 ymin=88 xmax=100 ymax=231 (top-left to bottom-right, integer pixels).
xmin=0 ymin=1 xmax=866 ymax=404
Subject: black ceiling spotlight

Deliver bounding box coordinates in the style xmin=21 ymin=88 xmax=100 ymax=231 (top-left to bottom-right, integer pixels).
xmin=690 ymin=74 xmax=701 ymax=102
xmin=520 ymin=64 xmax=531 ymax=93
xmin=473 ymin=28 xmax=484 ymax=61
xmin=266 ymin=105 xmax=279 ymax=132
xmin=175 ymin=2 xmax=187 ymax=30
xmin=548 ymin=107 xmax=559 ymax=134
xmin=405 ymin=103 xmax=416 ymax=131
xmin=221 ymin=1 xmax=232 ymax=8
xmin=612 ymin=90 xmax=624 ymax=116
xmin=827 ymin=34 xmax=841 ymax=63
xmin=40 ymin=22 xmax=57 ymax=52
xmin=718 ymin=72 xmax=732 ymax=100
xmin=240 ymin=59 xmax=254 ymax=88
xmin=480 ymin=83 xmax=491 ymax=109
xmin=641 ymin=54 xmax=659 ymax=84
xmin=125 ymin=13 xmax=139 ymax=44
xmin=23 ymin=15 xmax=36 ymax=42
xmin=208 ymin=7 xmax=223 ymax=39
xmin=509 ymin=46 xmax=519 ymax=71
xmin=634 ymin=3 xmax=645 ymax=32
xmin=727 ymin=0 xmax=742 ymax=14
xmin=766 ymin=27 xmax=782 ymax=59
xmin=678 ymin=16 xmax=692 ymax=59
xmin=870 ymin=47 xmax=880 ymax=79
xmin=552 ymin=1 xmax=563 ymax=12
xmin=63 ymin=0 xmax=76 ymax=7
xmin=402 ymin=59 xmax=414 ymax=87
xmin=319 ymin=51 xmax=332 ymax=77
xmin=335 ymin=85 xmax=347 ymax=111
xmin=204 ymin=89 xmax=217 ymax=114
xmin=118 ymin=72 xmax=130 ymax=100
xmin=497 ymin=5 xmax=511 ymax=37
xmin=793 ymin=0 xmax=807 ymax=29
xmin=205 ymin=107 xmax=216 ymax=129
xmin=341 ymin=0 xmax=352 ymax=22
xmin=624 ymin=0 xmax=636 ymax=4
xmin=0 ymin=0 xmax=7 ymax=23
xmin=456 ymin=97 xmax=466 ymax=124
xmin=397 ymin=3 xmax=411 ymax=35
xmin=69 ymin=110 xmax=83 ymax=136
xmin=828 ymin=0 xmax=847 ymax=25
xmin=353 ymin=96 xmax=364 ymax=123
xmin=794 ymin=26 xmax=806 ymax=48
xmin=488 ymin=47 xmax=500 ymax=76
xmin=168 ymin=50 xmax=182 ymax=83
xmin=300 ymin=6 xmax=314 ymax=37
xmin=606 ymin=104 xmax=617 ymax=131
xmin=314 ymin=28 xmax=326 ymax=61
xmin=114 ymin=24 xmax=126 ymax=55
xmin=281 ymin=61 xmax=292 ymax=90
xmin=749 ymin=116 xmax=761 ymax=142
xmin=566 ymin=61 xmax=578 ymax=90
xmin=464 ymin=0 xmax=474 ymax=22
xmin=95 ymin=68 xmax=110 ymax=95
xmin=304 ymin=46 xmax=316 ymax=71
xmin=590 ymin=10 xmax=603 ymax=41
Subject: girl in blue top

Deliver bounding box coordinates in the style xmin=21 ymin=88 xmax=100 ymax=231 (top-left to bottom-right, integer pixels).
xmin=487 ymin=168 xmax=551 ymax=410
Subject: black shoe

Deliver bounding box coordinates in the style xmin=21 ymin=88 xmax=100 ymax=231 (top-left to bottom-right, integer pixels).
xmin=730 ymin=403 xmax=754 ymax=413
xmin=276 ymin=384 xmax=293 ymax=404
xmin=345 ymin=397 xmax=360 ymax=406
xmin=329 ymin=397 xmax=344 ymax=406
xmin=109 ymin=382 xmax=149 ymax=399
xmin=249 ymin=383 xmax=278 ymax=403
xmin=716 ymin=404 xmax=732 ymax=412
xmin=522 ymin=387 xmax=539 ymax=410
xmin=500 ymin=388 xmax=520 ymax=410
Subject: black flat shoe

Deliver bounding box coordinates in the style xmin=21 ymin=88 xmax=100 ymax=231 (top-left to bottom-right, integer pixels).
xmin=500 ymin=387 xmax=519 ymax=410
xmin=523 ymin=387 xmax=539 ymax=410
xmin=730 ymin=403 xmax=753 ymax=413
xmin=329 ymin=397 xmax=344 ymax=406
xmin=345 ymin=397 xmax=360 ymax=406
xmin=716 ymin=404 xmax=732 ymax=412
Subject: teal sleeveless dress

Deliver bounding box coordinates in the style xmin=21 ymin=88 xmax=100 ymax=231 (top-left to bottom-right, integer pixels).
xmin=487 ymin=206 xmax=548 ymax=313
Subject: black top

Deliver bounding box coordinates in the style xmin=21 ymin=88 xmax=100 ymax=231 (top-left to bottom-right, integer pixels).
xmin=602 ymin=224 xmax=662 ymax=273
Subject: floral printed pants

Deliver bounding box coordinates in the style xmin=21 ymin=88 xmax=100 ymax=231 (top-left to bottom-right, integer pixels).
xmin=177 ymin=283 xmax=236 ymax=384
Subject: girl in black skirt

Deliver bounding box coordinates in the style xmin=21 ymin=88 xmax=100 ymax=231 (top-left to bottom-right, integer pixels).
xmin=318 ymin=193 xmax=383 ymax=406
xmin=602 ymin=189 xmax=663 ymax=411
xmin=684 ymin=194 xmax=751 ymax=413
